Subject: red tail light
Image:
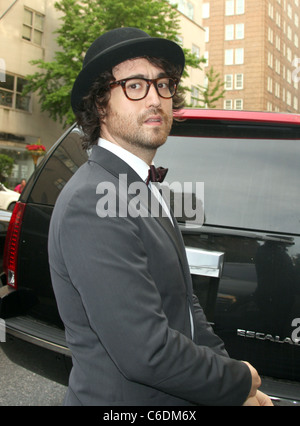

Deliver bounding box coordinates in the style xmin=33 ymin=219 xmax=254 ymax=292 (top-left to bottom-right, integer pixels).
xmin=3 ymin=202 xmax=26 ymax=289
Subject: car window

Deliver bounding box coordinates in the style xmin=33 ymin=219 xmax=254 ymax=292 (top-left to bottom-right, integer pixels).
xmin=28 ymin=128 xmax=88 ymax=206
xmin=156 ymin=136 xmax=300 ymax=235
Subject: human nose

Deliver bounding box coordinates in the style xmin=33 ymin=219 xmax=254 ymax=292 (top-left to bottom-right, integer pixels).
xmin=145 ymin=81 xmax=161 ymax=107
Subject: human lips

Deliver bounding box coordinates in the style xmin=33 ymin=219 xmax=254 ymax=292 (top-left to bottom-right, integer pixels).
xmin=144 ymin=115 xmax=163 ymax=126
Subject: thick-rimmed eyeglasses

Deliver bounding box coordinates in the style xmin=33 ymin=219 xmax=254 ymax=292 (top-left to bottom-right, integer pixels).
xmin=109 ymin=77 xmax=178 ymax=101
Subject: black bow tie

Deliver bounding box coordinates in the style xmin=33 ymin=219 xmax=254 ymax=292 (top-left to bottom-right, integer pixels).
xmin=146 ymin=165 xmax=168 ymax=186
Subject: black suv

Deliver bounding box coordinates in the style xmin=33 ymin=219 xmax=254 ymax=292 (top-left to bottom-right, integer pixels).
xmin=1 ymin=109 xmax=300 ymax=405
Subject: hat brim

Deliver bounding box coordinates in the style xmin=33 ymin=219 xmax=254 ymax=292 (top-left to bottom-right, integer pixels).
xmin=71 ymin=37 xmax=185 ymax=113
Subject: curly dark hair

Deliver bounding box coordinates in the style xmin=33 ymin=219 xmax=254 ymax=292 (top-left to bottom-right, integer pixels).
xmin=75 ymin=56 xmax=185 ymax=150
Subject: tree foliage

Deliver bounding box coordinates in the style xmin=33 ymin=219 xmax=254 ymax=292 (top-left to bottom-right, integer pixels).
xmin=0 ymin=154 xmax=14 ymax=183
xmin=191 ymin=66 xmax=226 ymax=108
xmin=24 ymin=0 xmax=204 ymax=126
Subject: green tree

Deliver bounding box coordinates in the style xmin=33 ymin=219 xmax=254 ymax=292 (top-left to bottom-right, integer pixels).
xmin=0 ymin=154 xmax=14 ymax=183
xmin=191 ymin=66 xmax=226 ymax=108
xmin=24 ymin=0 xmax=204 ymax=126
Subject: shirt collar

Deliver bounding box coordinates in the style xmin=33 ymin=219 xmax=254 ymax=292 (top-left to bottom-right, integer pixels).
xmin=98 ymin=138 xmax=150 ymax=183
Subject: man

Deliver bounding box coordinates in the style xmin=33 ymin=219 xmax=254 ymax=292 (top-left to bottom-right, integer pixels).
xmin=48 ymin=27 xmax=272 ymax=406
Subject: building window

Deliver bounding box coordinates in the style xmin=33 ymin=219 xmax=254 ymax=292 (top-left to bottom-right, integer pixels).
xmin=268 ymin=52 xmax=273 ymax=68
xmin=234 ymin=99 xmax=243 ymax=110
xmin=225 ymin=0 xmax=234 ymax=16
xmin=225 ymin=74 xmax=243 ymax=90
xmin=236 ymin=23 xmax=244 ymax=39
xmin=225 ymin=24 xmax=234 ymax=40
xmin=293 ymin=76 xmax=299 ymax=91
xmin=0 ymin=73 xmax=31 ymax=111
xmin=171 ymin=0 xmax=195 ymax=20
xmin=225 ymin=23 xmax=244 ymax=40
xmin=267 ymin=76 xmax=273 ymax=93
xmin=224 ymin=99 xmax=233 ymax=109
xmin=225 ymin=48 xmax=244 ymax=65
xmin=204 ymin=51 xmax=209 ymax=66
xmin=236 ymin=0 xmax=245 ymax=15
xmin=22 ymin=8 xmax=44 ymax=46
xmin=191 ymin=86 xmax=199 ymax=106
xmin=202 ymin=2 xmax=210 ymax=19
xmin=204 ymin=27 xmax=209 ymax=43
xmin=225 ymin=49 xmax=234 ymax=65
xmin=225 ymin=74 xmax=233 ymax=90
xmin=235 ymin=73 xmax=244 ymax=89
xmin=176 ymin=34 xmax=183 ymax=45
xmin=235 ymin=48 xmax=244 ymax=64
xmin=268 ymin=27 xmax=274 ymax=44
xmin=192 ymin=44 xmax=200 ymax=59
xmin=275 ymin=82 xmax=280 ymax=98
xmin=186 ymin=0 xmax=195 ymax=19
xmin=268 ymin=3 xmax=274 ymax=19
xmin=276 ymin=12 xmax=281 ymax=27
xmin=226 ymin=0 xmax=244 ymax=15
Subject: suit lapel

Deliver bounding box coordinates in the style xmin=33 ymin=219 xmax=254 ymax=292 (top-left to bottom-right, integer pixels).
xmin=154 ymin=211 xmax=188 ymax=275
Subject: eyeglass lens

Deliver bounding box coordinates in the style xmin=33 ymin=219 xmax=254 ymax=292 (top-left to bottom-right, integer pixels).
xmin=125 ymin=78 xmax=176 ymax=100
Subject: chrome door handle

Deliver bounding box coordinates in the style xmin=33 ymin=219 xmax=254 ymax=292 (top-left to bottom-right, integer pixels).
xmin=185 ymin=247 xmax=224 ymax=278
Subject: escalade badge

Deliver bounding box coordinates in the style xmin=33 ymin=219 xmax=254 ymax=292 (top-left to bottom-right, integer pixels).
xmin=237 ymin=329 xmax=300 ymax=346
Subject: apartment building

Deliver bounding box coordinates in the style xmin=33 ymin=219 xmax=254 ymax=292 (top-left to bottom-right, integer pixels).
xmin=0 ymin=0 xmax=64 ymax=187
xmin=202 ymin=0 xmax=300 ymax=112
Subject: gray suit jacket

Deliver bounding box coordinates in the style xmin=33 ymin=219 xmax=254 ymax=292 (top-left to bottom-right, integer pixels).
xmin=48 ymin=145 xmax=251 ymax=406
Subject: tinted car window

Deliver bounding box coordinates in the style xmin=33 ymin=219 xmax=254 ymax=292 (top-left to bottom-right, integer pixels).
xmin=156 ymin=136 xmax=300 ymax=234
xmin=28 ymin=128 xmax=87 ymax=206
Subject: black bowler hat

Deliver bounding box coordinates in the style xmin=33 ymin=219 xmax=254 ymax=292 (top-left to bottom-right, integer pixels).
xmin=71 ymin=27 xmax=185 ymax=113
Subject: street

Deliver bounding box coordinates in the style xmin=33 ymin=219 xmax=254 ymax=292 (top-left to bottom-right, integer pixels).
xmin=0 ymin=335 xmax=71 ymax=406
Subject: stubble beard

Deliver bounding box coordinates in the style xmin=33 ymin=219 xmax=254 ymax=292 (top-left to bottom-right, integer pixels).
xmin=104 ymin=106 xmax=173 ymax=153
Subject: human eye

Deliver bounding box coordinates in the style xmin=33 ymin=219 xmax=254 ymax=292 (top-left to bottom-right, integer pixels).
xmin=157 ymin=78 xmax=169 ymax=89
xmin=126 ymin=79 xmax=144 ymax=91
